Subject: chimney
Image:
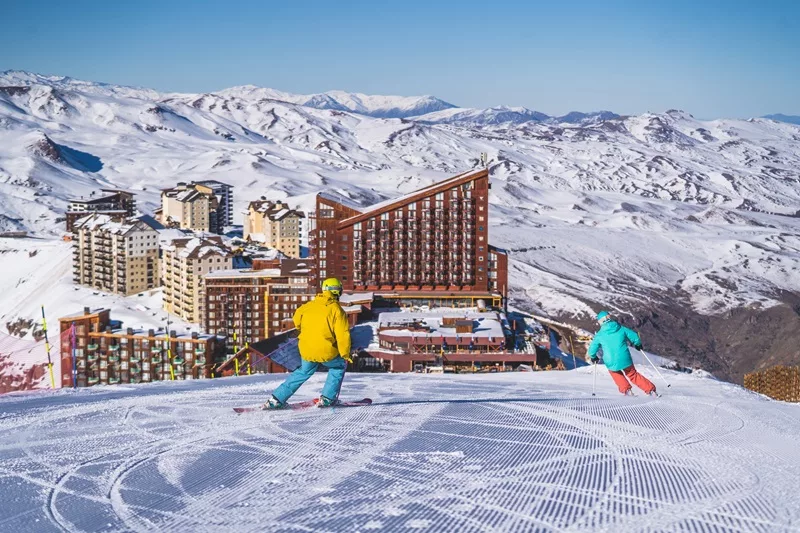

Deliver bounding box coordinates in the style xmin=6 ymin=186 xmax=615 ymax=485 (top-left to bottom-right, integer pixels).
xmin=127 ymin=327 xmax=133 ymax=335
xmin=84 ymin=306 xmax=91 ymax=315
xmin=148 ymin=329 xmax=155 ymax=337
xmin=170 ymin=330 xmax=176 ymax=337
xmin=191 ymin=332 xmax=198 ymax=339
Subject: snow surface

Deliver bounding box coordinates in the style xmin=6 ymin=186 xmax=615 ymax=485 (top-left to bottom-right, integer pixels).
xmin=0 ymin=370 xmax=798 ymax=532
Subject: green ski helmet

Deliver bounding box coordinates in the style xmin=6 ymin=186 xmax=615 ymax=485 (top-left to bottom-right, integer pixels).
xmin=322 ymin=277 xmax=343 ymax=298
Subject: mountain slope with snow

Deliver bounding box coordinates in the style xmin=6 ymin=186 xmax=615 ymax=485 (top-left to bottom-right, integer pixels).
xmin=1 ymin=71 xmax=800 ymax=382
xmin=1 ymin=371 xmax=798 ymax=531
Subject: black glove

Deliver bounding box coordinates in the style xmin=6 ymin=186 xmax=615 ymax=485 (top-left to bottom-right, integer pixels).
xmin=590 ymin=357 xmax=598 ymax=364
xmin=634 ymin=343 xmax=643 ymax=351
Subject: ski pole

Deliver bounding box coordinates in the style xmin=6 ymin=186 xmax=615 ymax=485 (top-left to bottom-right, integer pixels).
xmin=592 ymin=361 xmax=597 ymax=396
xmin=639 ymin=348 xmax=671 ymax=388
xmin=41 ymin=306 xmax=55 ymax=389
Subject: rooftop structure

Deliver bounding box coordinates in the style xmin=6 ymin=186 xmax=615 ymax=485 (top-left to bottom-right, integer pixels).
xmin=65 ymin=189 xmax=137 ymax=231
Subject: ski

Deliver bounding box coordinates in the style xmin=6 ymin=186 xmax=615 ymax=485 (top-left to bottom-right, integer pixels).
xmin=233 ymin=398 xmax=318 ymax=413
xmin=233 ymin=397 xmax=372 ymax=414
xmin=318 ymin=398 xmax=372 ymax=408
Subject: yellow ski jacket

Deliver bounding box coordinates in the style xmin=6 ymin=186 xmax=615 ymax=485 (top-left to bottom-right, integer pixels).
xmin=293 ymin=292 xmax=352 ymax=363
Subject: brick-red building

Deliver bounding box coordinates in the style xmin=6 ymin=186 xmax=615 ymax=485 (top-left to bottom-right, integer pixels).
xmin=203 ymin=258 xmax=316 ymax=352
xmin=311 ymin=169 xmax=508 ymax=307
xmin=58 ymin=307 xmax=226 ymax=388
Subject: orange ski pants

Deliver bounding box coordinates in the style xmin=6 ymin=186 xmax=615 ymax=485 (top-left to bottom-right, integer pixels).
xmin=609 ymin=365 xmax=655 ymax=394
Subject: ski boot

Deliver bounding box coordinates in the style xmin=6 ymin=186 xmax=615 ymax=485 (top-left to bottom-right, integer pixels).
xmin=648 ymin=389 xmax=660 ymax=398
xmin=623 ymin=389 xmax=636 ymax=397
xmin=261 ymin=395 xmax=284 ymax=410
xmin=317 ymin=395 xmax=339 ymax=408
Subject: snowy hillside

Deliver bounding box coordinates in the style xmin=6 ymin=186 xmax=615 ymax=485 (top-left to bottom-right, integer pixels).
xmin=1 ymin=70 xmax=800 ymax=381
xmin=1 ymin=370 xmax=798 ymax=532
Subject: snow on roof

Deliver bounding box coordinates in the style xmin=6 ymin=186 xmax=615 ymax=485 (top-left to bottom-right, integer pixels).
xmin=161 ymin=236 xmax=229 ymax=260
xmin=194 ymin=179 xmax=233 ymax=189
xmin=58 ymin=308 xmax=109 ymax=320
xmin=246 ymin=233 xmax=267 ymax=243
xmin=378 ymin=310 xmax=505 ymax=340
xmin=340 ymin=169 xmax=487 ymax=222
xmin=318 ymin=191 xmax=365 ymax=212
xmin=73 ymin=214 xmax=159 ymax=235
xmin=340 ymin=292 xmax=374 ymax=304
xmin=204 ymin=268 xmax=282 ymax=279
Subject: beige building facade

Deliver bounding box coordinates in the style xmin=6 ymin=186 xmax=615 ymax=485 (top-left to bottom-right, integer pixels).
xmin=243 ymin=199 xmax=304 ymax=258
xmin=72 ymin=214 xmax=161 ymax=295
xmin=161 ymin=236 xmax=233 ymax=324
xmin=160 ymin=183 xmax=220 ymax=234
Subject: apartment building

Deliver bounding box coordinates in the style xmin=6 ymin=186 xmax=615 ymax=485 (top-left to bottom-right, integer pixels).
xmin=194 ymin=180 xmax=234 ymax=227
xmin=161 ymin=235 xmax=233 ymax=324
xmin=72 ymin=213 xmax=162 ymax=295
xmin=243 ymin=199 xmax=305 ymax=258
xmin=58 ymin=307 xmax=226 ymax=388
xmin=159 ymin=182 xmax=220 ymax=234
xmin=65 ymin=189 xmax=137 ymax=231
xmin=204 ymin=258 xmax=315 ymax=352
xmin=310 ymin=168 xmax=509 ymax=308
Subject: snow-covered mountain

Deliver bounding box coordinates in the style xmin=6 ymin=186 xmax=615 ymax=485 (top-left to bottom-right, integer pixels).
xmin=414 ymin=106 xmax=620 ymax=126
xmin=2 ymin=70 xmax=800 ymax=382
xmin=215 ymin=84 xmax=457 ymax=118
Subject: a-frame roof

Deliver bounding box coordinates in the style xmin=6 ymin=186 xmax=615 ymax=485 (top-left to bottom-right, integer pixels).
xmin=335 ymin=168 xmax=488 ymax=229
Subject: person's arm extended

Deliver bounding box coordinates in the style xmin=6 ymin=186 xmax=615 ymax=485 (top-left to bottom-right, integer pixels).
xmin=333 ymin=307 xmax=351 ymax=358
xmin=587 ymin=335 xmax=600 ymax=361
xmin=624 ymin=327 xmax=643 ymax=350
xmin=293 ymin=304 xmax=304 ymax=331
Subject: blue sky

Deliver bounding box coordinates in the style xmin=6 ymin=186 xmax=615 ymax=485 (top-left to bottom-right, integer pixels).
xmin=3 ymin=0 xmax=798 ymax=117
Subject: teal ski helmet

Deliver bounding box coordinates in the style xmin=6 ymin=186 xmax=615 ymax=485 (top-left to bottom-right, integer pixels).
xmin=596 ymin=310 xmax=611 ymax=324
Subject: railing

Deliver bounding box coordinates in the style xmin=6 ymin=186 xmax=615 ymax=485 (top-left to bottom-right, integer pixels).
xmin=744 ymin=365 xmax=799 ymax=402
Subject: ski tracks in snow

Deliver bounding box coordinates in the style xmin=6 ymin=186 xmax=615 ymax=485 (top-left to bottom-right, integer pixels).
xmin=0 ymin=372 xmax=799 ymax=532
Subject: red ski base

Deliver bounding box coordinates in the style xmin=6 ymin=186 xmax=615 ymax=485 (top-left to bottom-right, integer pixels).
xmin=233 ymin=398 xmax=372 ymax=414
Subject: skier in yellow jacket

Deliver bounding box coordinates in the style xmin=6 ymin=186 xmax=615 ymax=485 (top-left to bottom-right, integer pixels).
xmin=264 ymin=278 xmax=352 ymax=409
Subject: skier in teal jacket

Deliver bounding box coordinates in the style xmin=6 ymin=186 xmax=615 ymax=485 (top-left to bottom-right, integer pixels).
xmin=588 ymin=311 xmax=656 ymax=396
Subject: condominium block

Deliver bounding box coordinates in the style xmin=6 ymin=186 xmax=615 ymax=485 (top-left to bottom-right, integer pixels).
xmin=59 ymin=307 xmax=226 ymax=388
xmin=194 ymin=180 xmax=234 ymax=227
xmin=243 ymin=199 xmax=305 ymax=258
xmin=161 ymin=235 xmax=233 ymax=324
xmin=72 ymin=213 xmax=162 ymax=295
xmin=159 ymin=182 xmax=220 ymax=234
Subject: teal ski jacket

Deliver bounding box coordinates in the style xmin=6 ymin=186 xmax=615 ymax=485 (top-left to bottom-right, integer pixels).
xmin=587 ymin=320 xmax=641 ymax=372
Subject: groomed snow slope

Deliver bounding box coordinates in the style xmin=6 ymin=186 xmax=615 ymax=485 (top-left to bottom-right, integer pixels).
xmin=1 ymin=371 xmax=798 ymax=532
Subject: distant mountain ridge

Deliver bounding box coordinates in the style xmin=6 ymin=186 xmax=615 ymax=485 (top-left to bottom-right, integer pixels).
xmin=763 ymin=114 xmax=800 ymax=126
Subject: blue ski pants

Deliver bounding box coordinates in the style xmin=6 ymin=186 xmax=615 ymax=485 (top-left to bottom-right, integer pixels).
xmin=271 ymin=356 xmax=347 ymax=404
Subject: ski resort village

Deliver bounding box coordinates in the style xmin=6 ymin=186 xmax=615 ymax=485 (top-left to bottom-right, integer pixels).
xmin=0 ymin=70 xmax=799 ymax=532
